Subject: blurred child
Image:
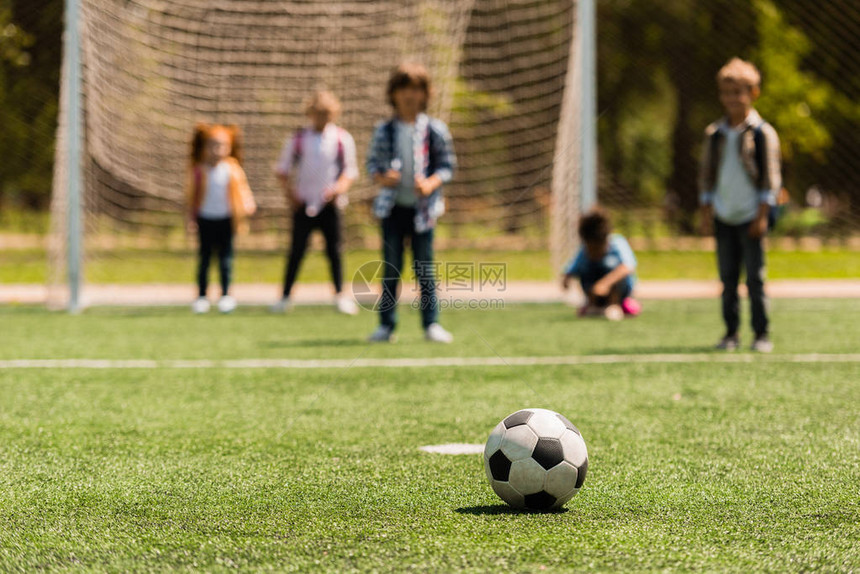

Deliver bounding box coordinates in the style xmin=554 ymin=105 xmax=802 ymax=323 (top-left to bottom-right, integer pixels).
xmin=365 ymin=62 xmax=456 ymax=343
xmin=562 ymin=208 xmax=640 ymax=321
xmin=698 ymin=58 xmax=781 ymax=352
xmin=187 ymin=124 xmax=256 ymax=314
xmin=272 ymin=91 xmax=359 ymax=315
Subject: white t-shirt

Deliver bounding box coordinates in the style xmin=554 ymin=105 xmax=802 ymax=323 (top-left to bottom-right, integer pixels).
xmin=714 ymin=126 xmax=759 ymax=225
xmin=393 ymin=120 xmax=417 ymax=207
xmin=274 ymin=124 xmax=359 ymax=210
xmin=198 ymin=160 xmax=232 ymax=220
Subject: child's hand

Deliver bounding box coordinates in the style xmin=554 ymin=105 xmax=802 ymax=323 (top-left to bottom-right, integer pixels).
xmin=323 ymin=180 xmax=348 ymax=202
xmin=185 ymin=218 xmax=198 ymax=235
xmin=415 ymin=174 xmax=442 ymax=196
xmin=561 ymin=275 xmax=572 ymax=290
xmin=748 ymin=215 xmax=768 ymax=239
xmin=375 ymin=170 xmax=402 ymax=188
xmin=592 ymin=279 xmax=611 ymax=297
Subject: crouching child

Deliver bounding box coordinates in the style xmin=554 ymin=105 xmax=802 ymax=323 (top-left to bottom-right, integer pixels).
xmin=562 ymin=208 xmax=641 ymax=321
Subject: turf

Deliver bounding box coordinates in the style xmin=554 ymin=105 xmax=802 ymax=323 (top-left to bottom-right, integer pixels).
xmin=0 ymin=301 xmax=858 ymax=572
xmin=2 ymin=247 xmax=859 ymax=284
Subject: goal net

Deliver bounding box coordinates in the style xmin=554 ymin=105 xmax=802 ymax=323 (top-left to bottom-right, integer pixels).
xmin=50 ymin=0 xmax=583 ymax=307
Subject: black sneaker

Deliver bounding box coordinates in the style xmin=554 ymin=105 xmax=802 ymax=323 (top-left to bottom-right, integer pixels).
xmin=715 ymin=334 xmax=740 ymax=351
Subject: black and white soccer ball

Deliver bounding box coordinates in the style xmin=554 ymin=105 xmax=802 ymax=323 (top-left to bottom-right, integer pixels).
xmin=484 ymin=408 xmax=588 ymax=511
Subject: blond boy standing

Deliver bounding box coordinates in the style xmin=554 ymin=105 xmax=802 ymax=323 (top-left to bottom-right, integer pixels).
xmin=699 ymin=58 xmax=782 ymax=352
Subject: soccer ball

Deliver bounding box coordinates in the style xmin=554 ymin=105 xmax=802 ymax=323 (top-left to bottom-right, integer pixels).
xmin=484 ymin=408 xmax=588 ymax=511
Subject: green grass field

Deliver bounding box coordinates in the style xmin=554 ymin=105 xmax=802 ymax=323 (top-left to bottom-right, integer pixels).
xmin=1 ymin=300 xmax=858 ymax=572
xmin=2 ymin=247 xmax=860 ymax=284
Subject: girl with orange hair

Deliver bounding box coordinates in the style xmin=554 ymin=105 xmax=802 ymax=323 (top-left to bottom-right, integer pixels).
xmin=187 ymin=124 xmax=257 ymax=314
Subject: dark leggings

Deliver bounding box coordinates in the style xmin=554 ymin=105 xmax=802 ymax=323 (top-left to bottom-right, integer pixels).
xmin=282 ymin=203 xmax=343 ymax=297
xmin=197 ymin=217 xmax=234 ymax=297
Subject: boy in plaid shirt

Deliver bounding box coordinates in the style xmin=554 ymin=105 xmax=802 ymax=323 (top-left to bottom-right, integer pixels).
xmin=365 ymin=62 xmax=456 ymax=343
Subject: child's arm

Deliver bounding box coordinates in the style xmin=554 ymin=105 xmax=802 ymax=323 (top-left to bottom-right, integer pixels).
xmin=561 ymin=249 xmax=586 ymax=290
xmin=592 ymin=236 xmax=636 ymax=296
xmin=324 ymin=171 xmax=356 ymax=202
xmin=750 ymin=125 xmax=782 ymax=239
xmin=374 ymin=171 xmax=402 ymax=188
xmin=326 ymin=173 xmax=354 ymax=199
xmin=274 ymin=137 xmax=300 ymax=205
xmin=592 ymin=264 xmax=632 ymax=297
xmin=367 ymin=123 xmax=401 ymax=188
xmin=416 ymin=120 xmax=456 ymax=196
xmin=235 ymin=164 xmax=256 ymax=217
xmin=415 ymin=174 xmax=442 ymax=196
xmin=325 ymin=132 xmax=360 ymax=200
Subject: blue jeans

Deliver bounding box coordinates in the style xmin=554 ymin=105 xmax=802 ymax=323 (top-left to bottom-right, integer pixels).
xmin=715 ymin=218 xmax=768 ymax=337
xmin=379 ymin=206 xmax=438 ymax=330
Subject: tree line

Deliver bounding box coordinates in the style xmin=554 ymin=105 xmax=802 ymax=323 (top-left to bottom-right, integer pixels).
xmin=1 ymin=0 xmax=856 ymax=232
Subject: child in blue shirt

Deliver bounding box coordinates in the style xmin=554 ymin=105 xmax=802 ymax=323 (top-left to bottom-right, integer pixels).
xmin=562 ymin=208 xmax=640 ymax=320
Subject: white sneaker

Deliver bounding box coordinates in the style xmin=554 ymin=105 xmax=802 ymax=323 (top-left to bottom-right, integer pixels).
xmin=751 ymin=335 xmax=774 ymax=353
xmin=271 ymin=297 xmax=292 ymax=313
xmin=217 ymin=295 xmax=237 ymax=314
xmin=367 ymin=325 xmax=396 ymax=343
xmin=715 ymin=334 xmax=740 ymax=351
xmin=192 ymin=297 xmax=210 ymax=314
xmin=604 ymin=304 xmax=624 ymax=322
xmin=335 ymin=296 xmax=359 ymax=316
xmin=425 ymin=323 xmax=454 ymax=344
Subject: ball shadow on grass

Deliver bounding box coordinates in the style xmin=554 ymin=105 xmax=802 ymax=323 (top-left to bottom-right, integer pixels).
xmin=456 ymin=505 xmax=569 ymax=516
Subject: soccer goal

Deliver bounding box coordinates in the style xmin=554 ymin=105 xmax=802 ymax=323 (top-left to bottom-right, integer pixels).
xmin=51 ymin=0 xmax=596 ymax=309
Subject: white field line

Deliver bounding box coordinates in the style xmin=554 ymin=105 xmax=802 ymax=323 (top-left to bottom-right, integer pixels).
xmin=419 ymin=444 xmax=484 ymax=455
xmin=0 ymin=353 xmax=859 ymax=370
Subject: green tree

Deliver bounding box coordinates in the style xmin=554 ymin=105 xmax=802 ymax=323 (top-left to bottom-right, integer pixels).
xmin=0 ymin=0 xmax=61 ymax=211
xmin=596 ymin=0 xmax=853 ymax=232
xmin=770 ymin=0 xmax=860 ymax=220
xmin=753 ymin=0 xmax=834 ymax=208
xmin=597 ymin=0 xmax=758 ymax=232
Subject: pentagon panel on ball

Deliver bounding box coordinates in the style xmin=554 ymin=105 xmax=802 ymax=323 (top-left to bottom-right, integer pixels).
xmin=483 ymin=408 xmax=588 ymax=511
